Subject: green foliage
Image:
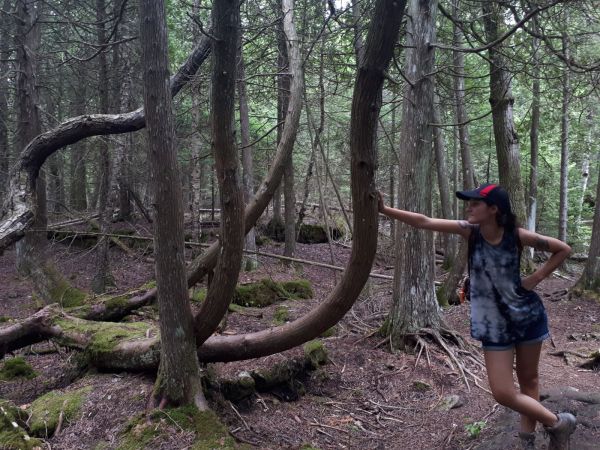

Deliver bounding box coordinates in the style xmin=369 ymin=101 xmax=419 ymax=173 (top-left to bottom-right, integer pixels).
xmin=464 ymin=420 xmax=486 ymax=439
xmin=272 ymin=305 xmax=289 ymax=325
xmin=0 ymin=357 xmax=37 ymax=381
xmin=303 ymin=340 xmax=328 ymax=368
xmin=29 ymin=386 xmax=92 ymax=437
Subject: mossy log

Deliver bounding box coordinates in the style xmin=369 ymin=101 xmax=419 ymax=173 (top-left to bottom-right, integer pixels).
xmin=0 ymin=305 xmax=160 ymax=371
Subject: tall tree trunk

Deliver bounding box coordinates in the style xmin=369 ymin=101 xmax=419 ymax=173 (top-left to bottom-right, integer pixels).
xmin=193 ymin=0 xmax=245 ymax=346
xmin=69 ymin=71 xmax=89 ymax=211
xmin=574 ymin=160 xmax=600 ymax=293
xmin=0 ymin=0 xmax=11 ymax=197
xmin=14 ymin=0 xmax=45 ymax=278
xmin=527 ymin=17 xmax=540 ymax=243
xmin=433 ymin=92 xmax=456 ymax=269
xmin=558 ymin=26 xmax=570 ymax=243
xmin=574 ymin=157 xmax=590 ymax=236
xmin=237 ymin=26 xmax=258 ymax=270
xmin=91 ymin=0 xmax=115 ymax=294
xmin=139 ymin=0 xmax=207 ymax=409
xmin=482 ymin=2 xmax=526 ymax=222
xmin=388 ymin=0 xmax=440 ymax=346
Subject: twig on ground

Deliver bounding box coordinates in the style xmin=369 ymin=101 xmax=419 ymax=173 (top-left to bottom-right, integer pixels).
xmin=229 ymin=401 xmax=250 ymax=431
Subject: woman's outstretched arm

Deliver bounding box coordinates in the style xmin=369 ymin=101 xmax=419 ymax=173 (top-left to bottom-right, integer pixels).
xmin=378 ymin=192 xmax=471 ymax=238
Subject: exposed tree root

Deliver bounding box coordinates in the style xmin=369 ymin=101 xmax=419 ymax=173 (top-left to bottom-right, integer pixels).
xmin=400 ymin=326 xmax=488 ymax=393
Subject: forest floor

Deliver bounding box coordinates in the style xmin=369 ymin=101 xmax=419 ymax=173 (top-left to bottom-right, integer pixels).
xmin=1 ymin=222 xmax=599 ymax=450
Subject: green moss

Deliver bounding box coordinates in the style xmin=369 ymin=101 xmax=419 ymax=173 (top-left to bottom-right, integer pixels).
xmin=233 ymin=279 xmax=313 ymax=308
xmin=272 ymin=306 xmax=289 ymax=325
xmin=55 ymin=318 xmax=155 ymax=359
xmin=0 ymin=399 xmax=42 ymax=450
xmin=140 ymin=279 xmax=157 ymax=290
xmin=280 ymin=279 xmax=314 ymax=299
xmin=0 ymin=357 xmax=37 ymax=381
xmin=29 ymin=386 xmax=92 ymax=437
xmin=303 ymin=340 xmax=328 ymax=369
xmin=49 ymin=278 xmax=87 ymax=308
xmin=191 ymin=288 xmax=207 ymax=304
xmin=118 ymin=407 xmax=247 ymax=450
xmin=299 ymin=445 xmax=322 ymax=450
xmin=0 ymin=316 xmax=9 ymax=323
xmin=320 ymin=326 xmax=337 ymax=338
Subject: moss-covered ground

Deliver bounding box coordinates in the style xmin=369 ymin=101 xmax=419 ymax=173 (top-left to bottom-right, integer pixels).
xmin=0 ymin=357 xmax=37 ymax=381
xmin=28 ymin=386 xmax=92 ymax=438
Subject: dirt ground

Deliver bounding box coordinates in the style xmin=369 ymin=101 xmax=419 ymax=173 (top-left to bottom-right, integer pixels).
xmin=1 ymin=227 xmax=599 ymax=450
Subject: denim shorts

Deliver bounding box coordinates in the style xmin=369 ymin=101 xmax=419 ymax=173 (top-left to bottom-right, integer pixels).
xmin=481 ymin=332 xmax=550 ymax=351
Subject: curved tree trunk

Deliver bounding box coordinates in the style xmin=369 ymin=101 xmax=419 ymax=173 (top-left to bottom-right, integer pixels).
xmin=139 ymin=0 xmax=207 ymax=409
xmin=192 ymin=0 xmax=245 ymax=346
xmin=195 ymin=0 xmax=405 ymax=363
xmin=0 ymin=35 xmax=211 ymax=252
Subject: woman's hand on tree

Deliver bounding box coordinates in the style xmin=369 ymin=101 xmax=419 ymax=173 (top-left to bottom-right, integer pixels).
xmin=377 ymin=191 xmax=385 ymax=212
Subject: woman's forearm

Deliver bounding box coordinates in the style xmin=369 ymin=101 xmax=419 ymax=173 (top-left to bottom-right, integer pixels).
xmin=380 ymin=206 xmax=429 ymax=229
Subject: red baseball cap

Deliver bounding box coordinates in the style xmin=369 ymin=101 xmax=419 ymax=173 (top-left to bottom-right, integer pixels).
xmin=456 ymin=183 xmax=512 ymax=214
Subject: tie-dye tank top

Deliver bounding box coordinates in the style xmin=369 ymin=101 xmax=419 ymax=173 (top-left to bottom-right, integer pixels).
xmin=468 ymin=225 xmax=548 ymax=345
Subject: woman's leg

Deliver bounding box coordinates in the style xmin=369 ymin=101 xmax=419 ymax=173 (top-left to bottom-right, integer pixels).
xmin=484 ymin=349 xmax=558 ymax=428
xmin=515 ymin=342 xmax=543 ymax=432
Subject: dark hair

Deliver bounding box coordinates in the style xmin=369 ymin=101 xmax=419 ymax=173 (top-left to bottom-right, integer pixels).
xmin=494 ymin=208 xmax=518 ymax=231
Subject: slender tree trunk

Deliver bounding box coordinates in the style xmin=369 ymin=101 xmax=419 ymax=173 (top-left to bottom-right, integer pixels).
xmin=91 ymin=0 xmax=115 ymax=294
xmin=433 ymin=92 xmax=455 ymax=268
xmin=482 ymin=2 xmax=526 ymax=222
xmin=69 ymin=73 xmax=89 ymax=211
xmin=388 ymin=0 xmax=440 ymax=346
xmin=0 ymin=0 xmax=11 ymax=197
xmin=14 ymin=0 xmax=45 ymax=277
xmin=527 ymin=17 xmax=540 ymax=242
xmin=574 ymin=160 xmax=600 ymax=292
xmin=237 ymin=29 xmax=258 ymax=271
xmin=558 ymin=27 xmax=570 ymax=243
xmin=193 ymin=0 xmax=245 ymax=346
xmin=139 ymin=0 xmax=207 ymax=409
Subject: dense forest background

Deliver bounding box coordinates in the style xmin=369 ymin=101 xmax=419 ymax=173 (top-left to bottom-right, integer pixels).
xmin=1 ymin=0 xmax=600 ymax=448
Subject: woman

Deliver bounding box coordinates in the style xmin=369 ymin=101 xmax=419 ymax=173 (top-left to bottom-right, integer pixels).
xmin=378 ymin=183 xmax=576 ymax=450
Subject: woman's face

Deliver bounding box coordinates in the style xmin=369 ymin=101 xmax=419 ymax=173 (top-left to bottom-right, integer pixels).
xmin=466 ymin=199 xmax=497 ymax=224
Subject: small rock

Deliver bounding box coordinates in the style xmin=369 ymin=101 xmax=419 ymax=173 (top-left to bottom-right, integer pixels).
xmin=8 ymin=292 xmax=18 ymax=299
xmin=437 ymin=394 xmax=463 ymax=411
xmin=412 ymin=380 xmax=432 ymax=392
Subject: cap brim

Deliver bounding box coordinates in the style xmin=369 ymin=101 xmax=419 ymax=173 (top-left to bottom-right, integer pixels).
xmin=456 ymin=189 xmax=482 ymax=200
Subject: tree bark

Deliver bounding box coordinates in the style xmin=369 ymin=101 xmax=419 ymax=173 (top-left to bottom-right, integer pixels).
xmin=237 ymin=25 xmax=258 ymax=271
xmin=388 ymin=0 xmax=440 ymax=346
xmin=574 ymin=160 xmax=600 ymax=292
xmin=192 ymin=0 xmax=245 ymax=347
xmin=91 ymin=0 xmax=115 ymax=294
xmin=0 ymin=0 xmax=11 ymax=197
xmin=527 ymin=16 xmax=540 ymax=242
xmin=139 ymin=0 xmax=207 ymax=409
xmin=558 ymin=26 xmax=570 ymax=243
xmin=482 ymin=2 xmax=527 ymax=222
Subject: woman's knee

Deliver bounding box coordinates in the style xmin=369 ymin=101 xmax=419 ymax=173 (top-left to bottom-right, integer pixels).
xmin=491 ymin=388 xmax=517 ymax=406
xmin=517 ymin=371 xmax=539 ymax=392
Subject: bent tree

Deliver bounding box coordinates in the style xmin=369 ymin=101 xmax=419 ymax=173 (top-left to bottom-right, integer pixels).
xmin=0 ymin=0 xmax=406 ymax=369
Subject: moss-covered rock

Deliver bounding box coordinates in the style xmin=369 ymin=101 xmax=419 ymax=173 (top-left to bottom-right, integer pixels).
xmin=0 ymin=357 xmax=37 ymax=381
xmin=303 ymin=340 xmax=328 ymax=369
xmin=29 ymin=386 xmax=92 ymax=437
xmin=219 ymin=371 xmax=256 ymax=402
xmin=297 ymin=224 xmax=343 ymax=244
xmin=233 ymin=279 xmax=313 ymax=307
xmin=0 ymin=399 xmax=42 ymax=450
xmin=50 ymin=278 xmax=87 ymax=308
